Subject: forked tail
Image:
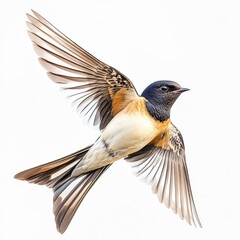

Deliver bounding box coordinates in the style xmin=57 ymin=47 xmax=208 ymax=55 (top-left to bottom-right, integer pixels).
xmin=14 ymin=145 xmax=111 ymax=233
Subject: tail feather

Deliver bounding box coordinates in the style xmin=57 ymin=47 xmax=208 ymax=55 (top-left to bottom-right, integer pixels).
xmin=14 ymin=145 xmax=111 ymax=233
xmin=53 ymin=165 xmax=111 ymax=233
xmin=14 ymin=146 xmax=91 ymax=186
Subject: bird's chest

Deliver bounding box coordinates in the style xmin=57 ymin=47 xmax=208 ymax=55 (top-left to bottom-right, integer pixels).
xmin=102 ymin=98 xmax=170 ymax=157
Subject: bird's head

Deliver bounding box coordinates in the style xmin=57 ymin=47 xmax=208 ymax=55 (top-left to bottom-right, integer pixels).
xmin=142 ymin=80 xmax=189 ymax=107
xmin=141 ymin=80 xmax=189 ymax=121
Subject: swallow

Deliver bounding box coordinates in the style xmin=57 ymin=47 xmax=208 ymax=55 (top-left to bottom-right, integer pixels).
xmin=15 ymin=10 xmax=202 ymax=234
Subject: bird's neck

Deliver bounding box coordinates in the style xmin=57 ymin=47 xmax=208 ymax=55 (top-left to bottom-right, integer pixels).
xmin=145 ymin=101 xmax=170 ymax=122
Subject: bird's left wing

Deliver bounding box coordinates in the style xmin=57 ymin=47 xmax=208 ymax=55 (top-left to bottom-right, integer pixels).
xmin=126 ymin=123 xmax=202 ymax=227
xmin=26 ymin=10 xmax=139 ymax=130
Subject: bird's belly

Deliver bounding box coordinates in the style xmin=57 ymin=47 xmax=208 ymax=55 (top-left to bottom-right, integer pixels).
xmin=102 ymin=110 xmax=159 ymax=156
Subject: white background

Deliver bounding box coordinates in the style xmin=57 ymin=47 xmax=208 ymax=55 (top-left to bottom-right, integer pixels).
xmin=1 ymin=0 xmax=240 ymax=239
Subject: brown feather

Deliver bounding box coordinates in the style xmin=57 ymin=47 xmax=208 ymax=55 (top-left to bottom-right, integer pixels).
xmin=15 ymin=146 xmax=111 ymax=233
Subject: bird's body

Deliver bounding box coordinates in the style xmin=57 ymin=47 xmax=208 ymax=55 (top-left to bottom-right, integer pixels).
xmin=73 ymin=97 xmax=169 ymax=175
xmin=15 ymin=10 xmax=202 ymax=234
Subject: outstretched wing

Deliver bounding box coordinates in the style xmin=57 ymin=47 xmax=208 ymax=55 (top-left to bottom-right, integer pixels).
xmin=126 ymin=123 xmax=202 ymax=227
xmin=27 ymin=10 xmax=139 ymax=130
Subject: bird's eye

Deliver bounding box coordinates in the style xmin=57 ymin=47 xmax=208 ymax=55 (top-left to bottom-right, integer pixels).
xmin=159 ymin=85 xmax=169 ymax=92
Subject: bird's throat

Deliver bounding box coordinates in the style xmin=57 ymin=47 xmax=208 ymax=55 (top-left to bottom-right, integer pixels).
xmin=145 ymin=101 xmax=170 ymax=122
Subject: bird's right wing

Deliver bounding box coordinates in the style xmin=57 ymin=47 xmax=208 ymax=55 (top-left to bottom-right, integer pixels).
xmin=27 ymin=10 xmax=139 ymax=130
xmin=126 ymin=123 xmax=202 ymax=227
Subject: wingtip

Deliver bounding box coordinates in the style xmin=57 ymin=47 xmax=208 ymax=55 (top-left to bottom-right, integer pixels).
xmin=47 ymin=72 xmax=68 ymax=84
xmin=26 ymin=21 xmax=32 ymax=30
xmin=30 ymin=9 xmax=37 ymax=16
xmin=27 ymin=10 xmax=43 ymax=22
xmin=26 ymin=12 xmax=31 ymax=19
xmin=189 ymin=215 xmax=202 ymax=229
xmin=196 ymin=219 xmax=203 ymax=228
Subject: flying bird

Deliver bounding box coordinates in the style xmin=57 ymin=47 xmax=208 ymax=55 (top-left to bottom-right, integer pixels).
xmin=15 ymin=10 xmax=202 ymax=234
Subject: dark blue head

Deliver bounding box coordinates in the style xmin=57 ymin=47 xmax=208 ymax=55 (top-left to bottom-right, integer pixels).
xmin=141 ymin=80 xmax=189 ymax=121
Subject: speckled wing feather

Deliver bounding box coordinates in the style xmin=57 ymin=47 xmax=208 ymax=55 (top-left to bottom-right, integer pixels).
xmin=27 ymin=10 xmax=139 ymax=129
xmin=126 ymin=123 xmax=202 ymax=227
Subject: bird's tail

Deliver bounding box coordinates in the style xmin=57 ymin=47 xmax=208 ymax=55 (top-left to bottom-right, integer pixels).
xmin=14 ymin=145 xmax=111 ymax=234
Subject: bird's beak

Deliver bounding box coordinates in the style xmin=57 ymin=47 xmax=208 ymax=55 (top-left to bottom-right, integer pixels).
xmin=177 ymin=87 xmax=190 ymax=93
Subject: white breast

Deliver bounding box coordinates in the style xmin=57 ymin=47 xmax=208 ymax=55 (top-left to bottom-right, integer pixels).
xmin=102 ymin=109 xmax=158 ymax=156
